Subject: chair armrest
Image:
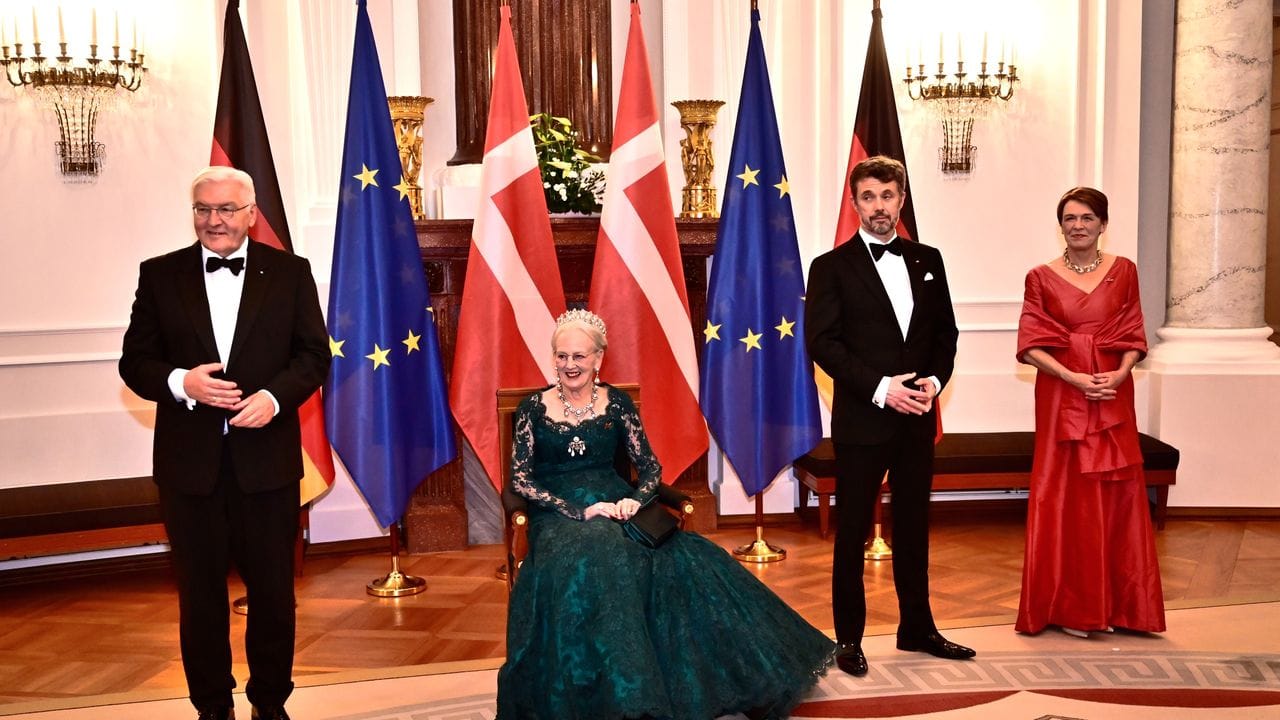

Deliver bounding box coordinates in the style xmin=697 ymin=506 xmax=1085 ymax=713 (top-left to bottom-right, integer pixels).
xmin=502 ymin=485 xmax=529 ymax=516
xmin=655 ymin=484 xmax=694 ymax=516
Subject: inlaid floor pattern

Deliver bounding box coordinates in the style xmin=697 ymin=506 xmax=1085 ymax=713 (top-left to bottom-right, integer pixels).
xmin=0 ymin=515 xmax=1276 ymax=707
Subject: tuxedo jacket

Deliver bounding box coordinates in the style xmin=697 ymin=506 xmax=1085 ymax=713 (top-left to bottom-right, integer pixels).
xmin=120 ymin=240 xmax=330 ymax=495
xmin=804 ymin=235 xmax=958 ymax=446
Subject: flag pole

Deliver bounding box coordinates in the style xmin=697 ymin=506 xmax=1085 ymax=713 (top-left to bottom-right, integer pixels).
xmin=367 ymin=520 xmax=427 ymax=597
xmin=864 ymin=476 xmax=893 ymax=560
xmin=733 ymin=493 xmax=786 ymax=563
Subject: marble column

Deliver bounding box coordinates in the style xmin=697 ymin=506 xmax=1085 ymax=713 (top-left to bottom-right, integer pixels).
xmin=1146 ymin=0 xmax=1280 ymax=511
xmin=1152 ymin=0 xmax=1280 ymax=363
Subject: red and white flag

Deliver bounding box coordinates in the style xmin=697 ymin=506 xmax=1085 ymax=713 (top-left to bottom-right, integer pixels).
xmin=450 ymin=5 xmax=566 ymax=489
xmin=589 ymin=1 xmax=708 ymax=481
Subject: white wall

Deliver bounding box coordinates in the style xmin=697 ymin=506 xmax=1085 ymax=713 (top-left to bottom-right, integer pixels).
xmin=0 ymin=0 xmax=219 ymax=490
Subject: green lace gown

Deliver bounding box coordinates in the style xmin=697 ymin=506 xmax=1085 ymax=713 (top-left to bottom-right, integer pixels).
xmin=496 ymin=387 xmax=834 ymax=720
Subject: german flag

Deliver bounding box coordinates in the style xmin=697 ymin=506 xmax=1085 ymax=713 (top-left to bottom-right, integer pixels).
xmin=832 ymin=2 xmax=919 ymax=247
xmin=211 ymin=0 xmax=334 ymax=504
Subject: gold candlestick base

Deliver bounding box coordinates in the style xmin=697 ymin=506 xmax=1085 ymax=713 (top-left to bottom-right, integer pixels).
xmin=367 ymin=555 xmax=427 ymax=597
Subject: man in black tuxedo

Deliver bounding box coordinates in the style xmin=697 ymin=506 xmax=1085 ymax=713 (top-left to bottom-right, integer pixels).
xmin=805 ymin=155 xmax=972 ymax=677
xmin=120 ymin=166 xmax=329 ymax=720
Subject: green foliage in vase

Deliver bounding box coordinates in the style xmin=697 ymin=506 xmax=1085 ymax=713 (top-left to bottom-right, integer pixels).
xmin=530 ymin=113 xmax=605 ymax=214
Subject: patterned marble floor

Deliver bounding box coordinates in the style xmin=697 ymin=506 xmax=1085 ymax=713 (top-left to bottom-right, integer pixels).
xmin=3 ymin=602 xmax=1277 ymax=720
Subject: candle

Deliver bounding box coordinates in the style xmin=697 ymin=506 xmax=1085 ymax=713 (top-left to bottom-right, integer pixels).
xmin=57 ymin=5 xmax=64 ymax=44
xmin=2 ymin=19 xmax=7 ymax=48
xmin=91 ymin=9 xmax=97 ymax=45
xmin=1000 ymin=37 xmax=1006 ymax=64
xmin=982 ymin=32 xmax=988 ymax=62
xmin=13 ymin=15 xmax=19 ymax=45
xmin=937 ymin=32 xmax=942 ymax=65
xmin=131 ymin=18 xmax=136 ymax=50
xmin=114 ymin=11 xmax=118 ymax=46
xmin=31 ymin=7 xmax=39 ymax=44
xmin=957 ymin=33 xmax=963 ymax=61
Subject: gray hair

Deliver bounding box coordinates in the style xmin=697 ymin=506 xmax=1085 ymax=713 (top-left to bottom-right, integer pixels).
xmin=191 ymin=166 xmax=257 ymax=203
xmin=552 ymin=315 xmax=608 ymax=353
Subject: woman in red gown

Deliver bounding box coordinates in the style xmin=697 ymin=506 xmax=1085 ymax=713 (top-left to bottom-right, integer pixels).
xmin=1015 ymin=187 xmax=1165 ymax=637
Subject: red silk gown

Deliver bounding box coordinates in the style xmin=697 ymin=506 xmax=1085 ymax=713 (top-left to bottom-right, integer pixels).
xmin=1015 ymin=257 xmax=1165 ymax=634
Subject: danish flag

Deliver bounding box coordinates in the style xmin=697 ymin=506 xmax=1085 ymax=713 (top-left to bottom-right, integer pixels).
xmin=450 ymin=5 xmax=566 ymax=489
xmin=589 ymin=1 xmax=708 ymax=480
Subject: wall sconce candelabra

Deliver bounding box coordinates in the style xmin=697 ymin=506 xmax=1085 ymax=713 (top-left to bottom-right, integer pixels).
xmin=904 ymin=34 xmax=1018 ymax=175
xmin=2 ymin=8 xmax=147 ymax=178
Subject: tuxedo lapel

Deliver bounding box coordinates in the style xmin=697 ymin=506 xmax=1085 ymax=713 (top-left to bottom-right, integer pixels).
xmin=902 ymin=241 xmax=928 ymax=341
xmin=228 ymin=240 xmax=270 ymax=370
xmin=176 ymin=243 xmax=220 ymax=362
xmin=843 ymin=235 xmax=898 ymax=325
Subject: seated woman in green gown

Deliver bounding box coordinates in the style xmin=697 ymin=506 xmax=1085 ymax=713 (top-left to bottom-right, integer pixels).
xmin=496 ymin=309 xmax=835 ymax=720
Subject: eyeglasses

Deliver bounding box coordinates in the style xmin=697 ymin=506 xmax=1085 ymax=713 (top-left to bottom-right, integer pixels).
xmin=192 ymin=203 xmax=253 ymax=221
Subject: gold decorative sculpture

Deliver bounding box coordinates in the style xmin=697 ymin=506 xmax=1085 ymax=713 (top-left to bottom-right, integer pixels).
xmin=671 ymin=99 xmax=725 ymax=219
xmin=388 ymin=95 xmax=434 ymax=220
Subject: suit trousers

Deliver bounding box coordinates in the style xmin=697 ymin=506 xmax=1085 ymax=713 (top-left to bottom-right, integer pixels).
xmin=159 ymin=442 xmax=300 ymax=711
xmin=832 ymin=431 xmax=937 ymax=646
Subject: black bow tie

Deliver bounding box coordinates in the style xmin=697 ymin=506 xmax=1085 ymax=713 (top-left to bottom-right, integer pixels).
xmin=869 ymin=238 xmax=903 ymax=261
xmin=206 ymin=256 xmax=245 ymax=275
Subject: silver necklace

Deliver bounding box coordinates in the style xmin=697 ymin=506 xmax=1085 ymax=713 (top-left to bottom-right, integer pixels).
xmin=557 ymin=380 xmax=598 ymax=422
xmin=1063 ymin=248 xmax=1103 ymax=274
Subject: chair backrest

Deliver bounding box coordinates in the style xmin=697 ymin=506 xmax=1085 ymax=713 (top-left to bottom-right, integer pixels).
xmin=497 ymin=383 xmax=641 ymax=494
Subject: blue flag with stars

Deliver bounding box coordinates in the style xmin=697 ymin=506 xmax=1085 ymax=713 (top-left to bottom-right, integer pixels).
xmin=324 ymin=0 xmax=456 ymax=529
xmin=699 ymin=7 xmax=821 ymax=497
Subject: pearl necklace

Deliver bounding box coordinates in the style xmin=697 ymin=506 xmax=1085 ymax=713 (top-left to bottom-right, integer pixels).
xmin=558 ymin=380 xmax=598 ymax=421
xmin=1063 ymin=248 xmax=1103 ymax=274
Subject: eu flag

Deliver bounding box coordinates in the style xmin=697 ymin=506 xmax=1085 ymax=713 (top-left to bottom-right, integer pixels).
xmin=700 ymin=7 xmax=822 ymax=497
xmin=324 ymin=0 xmax=456 ymax=528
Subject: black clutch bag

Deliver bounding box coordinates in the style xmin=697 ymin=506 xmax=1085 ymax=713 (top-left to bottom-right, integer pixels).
xmin=621 ymin=499 xmax=679 ymax=548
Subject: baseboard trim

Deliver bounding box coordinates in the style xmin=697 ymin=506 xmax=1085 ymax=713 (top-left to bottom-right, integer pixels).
xmin=3 ymin=503 xmax=1276 ymax=586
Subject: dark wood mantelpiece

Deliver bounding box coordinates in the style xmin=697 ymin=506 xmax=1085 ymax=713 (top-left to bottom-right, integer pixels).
xmin=402 ymin=217 xmax=720 ymax=552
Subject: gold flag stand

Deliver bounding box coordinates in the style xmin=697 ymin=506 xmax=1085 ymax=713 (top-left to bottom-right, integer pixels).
xmin=864 ymin=477 xmax=892 ymax=560
xmin=368 ymin=521 xmax=426 ymax=597
xmin=733 ymin=494 xmax=785 ymax=563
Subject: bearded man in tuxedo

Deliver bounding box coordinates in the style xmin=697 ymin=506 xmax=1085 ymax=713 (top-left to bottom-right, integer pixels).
xmin=120 ymin=166 xmax=329 ymax=720
xmin=804 ymin=155 xmax=974 ymax=677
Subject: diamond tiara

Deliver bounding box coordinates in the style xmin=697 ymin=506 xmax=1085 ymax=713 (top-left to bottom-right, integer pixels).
xmin=555 ymin=308 xmax=607 ymax=337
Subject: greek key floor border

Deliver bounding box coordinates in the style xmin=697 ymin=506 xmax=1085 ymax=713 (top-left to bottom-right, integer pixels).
xmin=808 ymin=651 xmax=1280 ymax=698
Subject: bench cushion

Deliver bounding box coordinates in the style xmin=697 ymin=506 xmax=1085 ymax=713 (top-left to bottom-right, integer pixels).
xmin=0 ymin=477 xmax=161 ymax=539
xmin=794 ymin=432 xmax=1180 ymax=478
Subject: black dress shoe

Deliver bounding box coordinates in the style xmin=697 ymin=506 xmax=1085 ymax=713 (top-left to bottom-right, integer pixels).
xmin=196 ymin=708 xmax=234 ymax=720
xmin=835 ymin=645 xmax=868 ymax=676
xmin=250 ymin=707 xmax=290 ymax=720
xmin=896 ymin=631 xmax=976 ymax=660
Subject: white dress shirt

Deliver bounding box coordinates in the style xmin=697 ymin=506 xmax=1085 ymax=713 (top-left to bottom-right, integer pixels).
xmin=859 ymin=231 xmax=940 ymax=408
xmin=166 ymin=244 xmax=276 ymax=419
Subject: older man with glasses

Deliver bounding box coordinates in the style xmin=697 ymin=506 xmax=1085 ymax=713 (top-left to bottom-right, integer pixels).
xmin=120 ymin=166 xmax=330 ymax=720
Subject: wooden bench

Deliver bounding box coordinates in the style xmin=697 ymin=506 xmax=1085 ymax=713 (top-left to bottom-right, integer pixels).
xmin=793 ymin=432 xmax=1180 ymax=539
xmin=1 ymin=477 xmax=309 ymax=576
xmin=0 ymin=477 xmax=167 ymax=560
